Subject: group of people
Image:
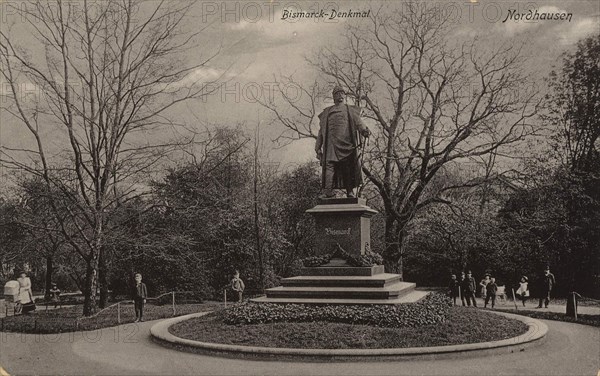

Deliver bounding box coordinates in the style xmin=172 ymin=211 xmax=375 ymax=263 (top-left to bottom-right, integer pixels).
xmin=2 ymin=272 xmax=36 ymax=314
xmin=5 ymin=269 xmax=244 ymax=321
xmin=511 ymin=267 xmax=556 ymax=308
xmin=448 ymin=271 xmax=499 ymax=308
xmin=130 ymin=269 xmax=245 ymax=323
xmin=448 ymin=266 xmax=556 ymax=309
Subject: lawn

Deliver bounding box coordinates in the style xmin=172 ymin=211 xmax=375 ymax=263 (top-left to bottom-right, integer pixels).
xmin=168 ymin=306 xmax=528 ymax=349
xmin=0 ymin=301 xmax=224 ymax=333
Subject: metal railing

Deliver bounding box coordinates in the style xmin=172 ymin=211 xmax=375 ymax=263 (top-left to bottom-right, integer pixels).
xmin=222 ymin=289 xmax=264 ymax=308
xmin=77 ymin=291 xmax=177 ymax=325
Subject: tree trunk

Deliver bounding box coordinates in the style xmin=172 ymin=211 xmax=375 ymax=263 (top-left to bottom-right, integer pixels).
xmin=397 ymin=228 xmax=405 ymax=281
xmin=44 ymin=256 xmax=53 ymax=300
xmin=83 ymin=210 xmax=103 ymax=316
xmin=98 ymin=247 xmax=109 ymax=309
xmin=83 ymin=255 xmax=99 ymax=316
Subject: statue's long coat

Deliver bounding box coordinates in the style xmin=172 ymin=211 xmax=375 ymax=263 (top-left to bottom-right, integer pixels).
xmin=315 ymin=104 xmax=367 ymax=189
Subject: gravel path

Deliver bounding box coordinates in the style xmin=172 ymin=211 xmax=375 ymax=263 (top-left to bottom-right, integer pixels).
xmin=1 ymin=314 xmax=598 ymax=375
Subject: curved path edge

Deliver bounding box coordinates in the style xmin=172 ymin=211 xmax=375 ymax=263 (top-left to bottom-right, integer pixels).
xmin=150 ymin=310 xmax=548 ymax=359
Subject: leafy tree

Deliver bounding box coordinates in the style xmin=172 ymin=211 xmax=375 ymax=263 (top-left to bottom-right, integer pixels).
xmin=547 ymin=34 xmax=600 ymax=172
xmin=498 ymin=170 xmax=600 ymax=297
xmin=535 ymin=33 xmax=600 ymax=297
xmin=148 ymin=128 xmax=256 ymax=296
xmin=0 ymin=197 xmax=28 ymax=283
xmin=268 ymin=163 xmax=321 ymax=277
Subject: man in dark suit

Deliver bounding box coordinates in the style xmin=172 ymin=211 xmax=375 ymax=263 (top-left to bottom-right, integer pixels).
xmin=315 ymin=86 xmax=370 ymax=198
xmin=537 ymin=266 xmax=556 ymax=308
xmin=462 ymin=270 xmax=478 ymax=307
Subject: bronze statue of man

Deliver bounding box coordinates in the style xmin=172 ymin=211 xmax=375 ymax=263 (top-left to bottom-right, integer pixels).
xmin=315 ymin=86 xmax=370 ymax=198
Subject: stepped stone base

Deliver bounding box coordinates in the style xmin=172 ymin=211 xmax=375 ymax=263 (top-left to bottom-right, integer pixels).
xmin=299 ymin=265 xmax=384 ymax=276
xmin=252 ymin=266 xmax=420 ymax=305
xmin=252 ymin=290 xmax=429 ymax=305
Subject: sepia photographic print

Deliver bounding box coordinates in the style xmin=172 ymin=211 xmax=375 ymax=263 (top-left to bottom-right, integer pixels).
xmin=0 ymin=1 xmax=598 ymax=375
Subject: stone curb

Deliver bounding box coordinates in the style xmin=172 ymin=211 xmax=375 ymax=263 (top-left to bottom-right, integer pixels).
xmin=150 ymin=310 xmax=548 ymax=359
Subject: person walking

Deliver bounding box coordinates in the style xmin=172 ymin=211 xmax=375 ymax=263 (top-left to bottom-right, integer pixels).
xmin=484 ymin=277 xmax=498 ymax=309
xmin=17 ymin=272 xmax=35 ymax=314
xmin=537 ymin=266 xmax=555 ymax=308
xmin=480 ymin=274 xmax=491 ymax=299
xmin=132 ymin=273 xmax=148 ymax=322
xmin=448 ymin=274 xmax=460 ymax=306
xmin=516 ymin=276 xmax=529 ymax=307
xmin=462 ymin=270 xmax=478 ymax=307
xmin=231 ymin=270 xmax=245 ymax=303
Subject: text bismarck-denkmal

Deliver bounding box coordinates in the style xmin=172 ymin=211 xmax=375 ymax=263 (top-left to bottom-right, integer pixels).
xmin=281 ymin=9 xmax=371 ymax=20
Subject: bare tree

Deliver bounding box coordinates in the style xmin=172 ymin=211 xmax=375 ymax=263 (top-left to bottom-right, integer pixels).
xmin=260 ymin=4 xmax=541 ymax=276
xmin=0 ymin=0 xmax=220 ymax=315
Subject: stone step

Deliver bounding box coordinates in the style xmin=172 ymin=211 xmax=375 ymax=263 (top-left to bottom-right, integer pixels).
xmin=252 ymin=290 xmax=430 ymax=305
xmin=281 ymin=274 xmax=401 ymax=288
xmin=298 ymin=265 xmax=385 ymax=277
xmin=265 ymin=281 xmax=415 ymax=300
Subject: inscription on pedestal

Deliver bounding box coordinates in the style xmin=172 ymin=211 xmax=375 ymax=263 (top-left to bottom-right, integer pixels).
xmin=325 ymin=227 xmax=351 ymax=235
xmin=306 ymin=198 xmax=377 ymax=257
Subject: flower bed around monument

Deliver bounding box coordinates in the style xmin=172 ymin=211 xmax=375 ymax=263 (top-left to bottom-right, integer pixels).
xmin=169 ymin=304 xmax=529 ymax=349
xmin=223 ymin=292 xmax=451 ymax=328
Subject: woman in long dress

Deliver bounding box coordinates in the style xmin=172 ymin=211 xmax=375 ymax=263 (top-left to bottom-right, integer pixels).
xmin=17 ymin=272 xmax=33 ymax=305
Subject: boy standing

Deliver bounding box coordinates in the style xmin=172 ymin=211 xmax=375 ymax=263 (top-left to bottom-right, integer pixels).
xmin=133 ymin=273 xmax=148 ymax=322
xmin=484 ymin=277 xmax=498 ymax=309
xmin=231 ymin=270 xmax=245 ymax=303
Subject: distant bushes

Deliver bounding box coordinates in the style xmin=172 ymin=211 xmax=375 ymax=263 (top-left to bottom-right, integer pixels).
xmin=223 ymin=292 xmax=451 ymax=328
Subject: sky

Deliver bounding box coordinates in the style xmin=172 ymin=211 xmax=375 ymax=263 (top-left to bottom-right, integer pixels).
xmin=181 ymin=0 xmax=599 ymax=166
xmin=1 ymin=0 xmax=599 ymax=182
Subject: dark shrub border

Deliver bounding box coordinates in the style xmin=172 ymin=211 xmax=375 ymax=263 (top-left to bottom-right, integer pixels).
xmin=223 ymin=292 xmax=451 ymax=328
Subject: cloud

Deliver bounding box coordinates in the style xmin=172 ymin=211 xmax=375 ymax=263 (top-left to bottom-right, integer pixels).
xmin=228 ymin=18 xmax=325 ymax=42
xmin=186 ymin=67 xmax=223 ymax=82
xmin=167 ymin=67 xmax=226 ymax=90
xmin=554 ymin=17 xmax=598 ymax=45
xmin=272 ymin=137 xmax=315 ymax=167
xmin=221 ymin=6 xmax=348 ymax=55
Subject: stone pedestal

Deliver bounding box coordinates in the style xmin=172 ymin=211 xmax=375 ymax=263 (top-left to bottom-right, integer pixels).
xmin=305 ymin=197 xmax=377 ymax=256
xmin=252 ymin=197 xmax=425 ymax=305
